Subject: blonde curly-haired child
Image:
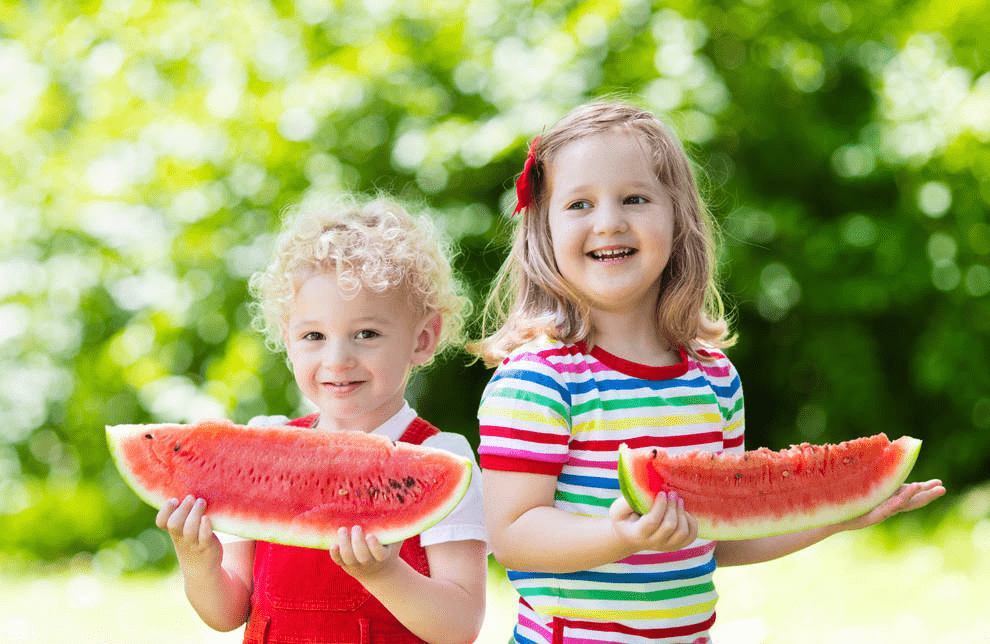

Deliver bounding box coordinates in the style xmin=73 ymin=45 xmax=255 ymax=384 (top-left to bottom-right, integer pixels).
xmin=157 ymin=196 xmax=487 ymax=644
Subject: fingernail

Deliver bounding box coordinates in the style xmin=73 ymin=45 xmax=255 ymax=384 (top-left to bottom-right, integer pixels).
xmin=195 ymin=498 xmax=206 ymax=508
xmin=168 ymin=498 xmax=178 ymax=506
xmin=669 ymin=491 xmax=679 ymax=504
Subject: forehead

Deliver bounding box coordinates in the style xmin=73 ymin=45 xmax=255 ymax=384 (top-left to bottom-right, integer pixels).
xmin=548 ymin=130 xmax=658 ymax=191
xmin=290 ymin=272 xmax=416 ymax=322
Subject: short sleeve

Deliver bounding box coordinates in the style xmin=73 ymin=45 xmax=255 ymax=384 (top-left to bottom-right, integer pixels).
xmin=418 ymin=432 xmax=487 ymax=547
xmin=717 ymin=356 xmax=745 ymax=453
xmin=477 ymin=351 xmax=572 ymax=476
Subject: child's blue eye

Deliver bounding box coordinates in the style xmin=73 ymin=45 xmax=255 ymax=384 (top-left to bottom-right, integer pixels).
xmin=567 ymin=200 xmax=592 ymax=210
xmin=625 ymin=195 xmax=648 ymax=205
xmin=302 ymin=331 xmax=324 ymax=341
xmin=355 ymin=329 xmax=381 ymax=340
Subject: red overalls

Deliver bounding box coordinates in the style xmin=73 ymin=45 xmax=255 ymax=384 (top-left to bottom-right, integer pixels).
xmin=242 ymin=414 xmax=439 ymax=644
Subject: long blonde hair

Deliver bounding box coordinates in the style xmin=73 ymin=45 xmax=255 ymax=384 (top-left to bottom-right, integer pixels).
xmin=469 ymin=101 xmax=733 ymax=367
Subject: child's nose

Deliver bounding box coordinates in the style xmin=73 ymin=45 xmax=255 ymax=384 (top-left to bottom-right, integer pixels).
xmin=592 ymin=201 xmax=629 ymax=233
xmin=321 ymin=339 xmax=356 ymax=368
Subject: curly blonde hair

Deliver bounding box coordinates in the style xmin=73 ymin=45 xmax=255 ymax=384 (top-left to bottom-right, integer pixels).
xmin=250 ymin=195 xmax=470 ymax=367
xmin=470 ymin=101 xmax=734 ymax=367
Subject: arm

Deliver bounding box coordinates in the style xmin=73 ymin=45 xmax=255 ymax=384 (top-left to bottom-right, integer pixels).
xmin=484 ymin=469 xmax=698 ymax=574
xmin=330 ymin=528 xmax=486 ymax=644
xmin=156 ymin=496 xmax=254 ymax=631
xmin=715 ymin=479 xmax=945 ymax=566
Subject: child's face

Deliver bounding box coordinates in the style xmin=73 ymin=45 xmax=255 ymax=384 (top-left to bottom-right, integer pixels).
xmin=284 ymin=272 xmax=438 ymax=433
xmin=546 ymin=129 xmax=675 ymax=322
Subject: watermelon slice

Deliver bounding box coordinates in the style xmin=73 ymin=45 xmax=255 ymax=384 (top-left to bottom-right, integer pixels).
xmin=106 ymin=419 xmax=472 ymax=548
xmin=617 ymin=433 xmax=921 ymax=540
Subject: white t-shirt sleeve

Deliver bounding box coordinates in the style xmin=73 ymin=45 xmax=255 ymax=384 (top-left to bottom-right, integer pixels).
xmin=417 ymin=432 xmax=488 ymax=548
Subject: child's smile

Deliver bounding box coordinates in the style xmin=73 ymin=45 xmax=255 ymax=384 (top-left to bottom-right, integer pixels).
xmin=587 ymin=245 xmax=637 ymax=262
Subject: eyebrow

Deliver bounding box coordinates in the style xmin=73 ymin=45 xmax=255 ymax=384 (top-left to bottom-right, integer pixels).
xmin=290 ymin=316 xmax=394 ymax=328
xmin=557 ymin=180 xmax=660 ymax=195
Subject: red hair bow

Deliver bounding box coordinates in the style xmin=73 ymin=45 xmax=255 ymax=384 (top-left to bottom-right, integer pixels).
xmin=513 ymin=137 xmax=540 ymax=217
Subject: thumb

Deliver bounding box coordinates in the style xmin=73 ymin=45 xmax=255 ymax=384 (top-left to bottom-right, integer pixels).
xmin=609 ymin=495 xmax=636 ymax=523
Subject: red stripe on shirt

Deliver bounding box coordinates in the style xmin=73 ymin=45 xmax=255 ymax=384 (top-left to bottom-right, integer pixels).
xmin=481 ymin=425 xmax=569 ymax=446
xmin=479 ymin=454 xmax=564 ymax=475
xmin=569 ymin=432 xmax=724 ymax=452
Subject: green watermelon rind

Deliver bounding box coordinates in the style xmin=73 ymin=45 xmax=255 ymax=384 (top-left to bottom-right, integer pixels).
xmin=106 ymin=422 xmax=177 ymax=512
xmin=106 ymin=422 xmax=473 ymax=549
xmin=617 ymin=443 xmax=656 ymax=515
xmin=616 ymin=436 xmax=922 ymax=540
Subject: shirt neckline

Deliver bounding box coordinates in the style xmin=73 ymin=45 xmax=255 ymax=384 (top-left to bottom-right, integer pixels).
xmin=311 ymin=402 xmax=417 ymax=441
xmin=579 ymin=342 xmax=690 ymax=380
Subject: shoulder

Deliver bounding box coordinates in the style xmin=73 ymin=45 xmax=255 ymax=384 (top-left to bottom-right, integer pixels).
xmin=422 ymin=431 xmax=476 ymax=461
xmin=489 ymin=336 xmax=589 ymax=382
xmin=482 ymin=336 xmax=586 ymax=406
xmin=691 ymin=347 xmax=744 ymax=405
xmin=246 ymin=415 xmax=291 ymax=427
xmin=691 ymin=346 xmax=741 ymax=380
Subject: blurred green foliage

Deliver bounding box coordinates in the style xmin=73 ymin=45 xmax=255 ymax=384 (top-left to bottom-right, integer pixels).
xmin=1 ymin=0 xmax=987 ymax=568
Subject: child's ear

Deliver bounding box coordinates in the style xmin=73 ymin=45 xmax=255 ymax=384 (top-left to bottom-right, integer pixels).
xmin=411 ymin=312 xmax=443 ymax=366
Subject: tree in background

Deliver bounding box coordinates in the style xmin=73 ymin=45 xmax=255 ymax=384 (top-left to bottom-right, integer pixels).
xmin=0 ymin=0 xmax=986 ymax=567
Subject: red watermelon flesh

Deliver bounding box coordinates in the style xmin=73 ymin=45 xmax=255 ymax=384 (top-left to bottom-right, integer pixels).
xmin=618 ymin=433 xmax=921 ymax=540
xmin=106 ymin=419 xmax=472 ymax=548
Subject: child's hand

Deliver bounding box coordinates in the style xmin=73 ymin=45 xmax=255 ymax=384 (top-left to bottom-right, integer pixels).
xmin=329 ymin=526 xmax=401 ymax=580
xmin=838 ymin=479 xmax=946 ymax=532
xmin=156 ymin=495 xmax=222 ymax=571
xmin=609 ymin=491 xmax=698 ymax=553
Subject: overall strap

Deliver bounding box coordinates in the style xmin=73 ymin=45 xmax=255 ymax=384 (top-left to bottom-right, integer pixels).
xmin=397 ymin=417 xmax=440 ymax=445
xmin=286 ymin=413 xmax=318 ymax=428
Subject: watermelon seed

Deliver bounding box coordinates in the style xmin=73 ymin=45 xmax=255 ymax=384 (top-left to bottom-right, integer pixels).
xmin=144 ymin=434 xmax=153 ymax=439
xmin=782 ymin=471 xmax=790 ymax=477
xmin=337 ymin=488 xmax=348 ymax=496
xmin=389 ymin=479 xmax=401 ymax=489
xmin=404 ymin=477 xmax=415 ymax=488
xmin=173 ymin=444 xmax=181 ymax=452
xmin=397 ymin=494 xmax=405 ymax=503
xmin=734 ymin=473 xmax=743 ymax=480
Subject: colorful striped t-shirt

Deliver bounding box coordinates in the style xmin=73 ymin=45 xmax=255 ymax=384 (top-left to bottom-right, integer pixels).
xmin=478 ymin=337 xmax=745 ymax=644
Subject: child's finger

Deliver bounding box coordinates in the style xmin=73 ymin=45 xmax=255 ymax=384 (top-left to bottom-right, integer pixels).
xmin=671 ymin=498 xmax=690 ymax=541
xmin=608 ymin=495 xmax=635 ymax=523
xmin=198 ymin=510 xmax=214 ymax=544
xmin=328 ymin=545 xmax=343 ymax=566
xmin=183 ymin=498 xmax=207 ymax=542
xmin=335 ymin=527 xmax=356 ymax=566
xmin=365 ymin=534 xmax=388 ymax=562
xmin=349 ymin=526 xmax=373 ymax=564
xmin=155 ymin=498 xmax=179 ymax=530
xmin=641 ymin=491 xmax=669 ymax=527
xmin=166 ymin=495 xmax=195 ymax=535
xmin=657 ymin=492 xmax=681 ymax=534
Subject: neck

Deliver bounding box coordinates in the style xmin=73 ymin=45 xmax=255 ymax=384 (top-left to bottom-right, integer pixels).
xmin=589 ymin=310 xmax=677 ymax=368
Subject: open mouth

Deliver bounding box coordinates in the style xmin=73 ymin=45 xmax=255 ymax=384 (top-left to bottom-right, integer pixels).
xmin=588 ymin=247 xmax=636 ymax=261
